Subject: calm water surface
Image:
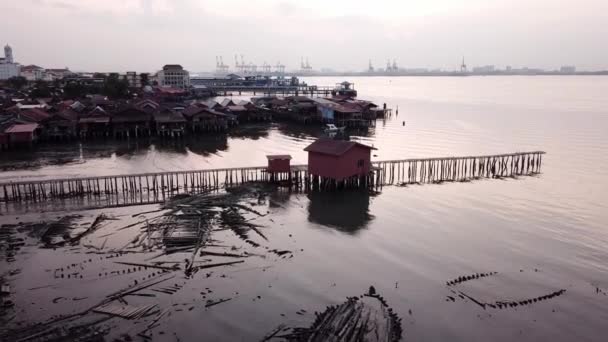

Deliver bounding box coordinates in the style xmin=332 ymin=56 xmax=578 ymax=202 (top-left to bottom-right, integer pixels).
xmin=1 ymin=76 xmax=608 ymax=341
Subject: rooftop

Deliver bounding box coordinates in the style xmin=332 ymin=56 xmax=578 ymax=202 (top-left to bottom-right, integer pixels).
xmin=162 ymin=64 xmax=184 ymax=71
xmin=267 ymin=154 xmax=292 ymax=160
xmin=304 ymin=139 xmax=376 ymax=156
xmin=5 ymin=123 xmax=39 ymax=133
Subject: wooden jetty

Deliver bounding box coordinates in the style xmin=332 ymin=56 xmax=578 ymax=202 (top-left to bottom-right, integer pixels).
xmin=0 ymin=151 xmax=544 ymax=206
xmin=207 ymin=85 xmax=336 ymax=96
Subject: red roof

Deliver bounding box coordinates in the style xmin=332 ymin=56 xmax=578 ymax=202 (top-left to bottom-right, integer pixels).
xmin=5 ymin=123 xmax=39 ymax=133
xmin=267 ymin=155 xmax=292 ymax=160
xmin=155 ymin=87 xmax=186 ymax=95
xmin=182 ymin=104 xmax=206 ymax=116
xmin=20 ymin=109 xmax=50 ymax=122
xmin=304 ymin=139 xmax=376 ymax=156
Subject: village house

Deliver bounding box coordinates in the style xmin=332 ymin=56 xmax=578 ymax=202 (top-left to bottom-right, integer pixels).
xmin=88 ymin=95 xmax=114 ymax=109
xmin=304 ymin=139 xmax=376 ymax=183
xmin=153 ymin=108 xmax=186 ymax=137
xmin=134 ymin=99 xmax=160 ymax=114
xmin=181 ymin=104 xmax=230 ymax=132
xmin=43 ymin=108 xmax=79 ymax=140
xmin=201 ymin=99 xmax=223 ymax=111
xmin=4 ymin=123 xmax=40 ymax=146
xmin=111 ymin=107 xmax=152 ymax=138
xmin=266 ymin=154 xmax=292 ymax=182
xmin=17 ymin=108 xmax=51 ymax=123
xmin=286 ymin=95 xmax=318 ymax=123
xmin=78 ymin=106 xmax=112 ymax=138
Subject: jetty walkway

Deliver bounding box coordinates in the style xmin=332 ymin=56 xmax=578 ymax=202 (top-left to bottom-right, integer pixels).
xmin=0 ymin=151 xmax=544 ymax=206
xmin=207 ymin=85 xmax=336 ymax=96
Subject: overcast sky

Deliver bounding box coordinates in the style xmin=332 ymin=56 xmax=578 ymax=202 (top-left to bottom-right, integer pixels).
xmin=2 ymin=0 xmax=607 ymax=72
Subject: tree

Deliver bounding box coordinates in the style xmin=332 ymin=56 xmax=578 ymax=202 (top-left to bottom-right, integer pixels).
xmin=102 ymin=73 xmax=130 ymax=99
xmin=140 ymin=73 xmax=150 ymax=87
xmin=7 ymin=76 xmax=27 ymax=90
xmin=30 ymin=79 xmax=51 ymax=98
xmin=64 ymin=82 xmax=87 ymax=99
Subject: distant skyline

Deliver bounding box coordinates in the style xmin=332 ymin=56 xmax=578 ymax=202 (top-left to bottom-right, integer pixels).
xmin=2 ymin=0 xmax=607 ymax=72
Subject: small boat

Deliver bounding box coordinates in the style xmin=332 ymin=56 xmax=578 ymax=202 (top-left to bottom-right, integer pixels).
xmin=324 ymin=124 xmax=345 ymax=133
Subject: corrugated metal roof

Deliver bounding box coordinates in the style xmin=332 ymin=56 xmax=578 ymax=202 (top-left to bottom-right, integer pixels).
xmin=304 ymin=139 xmax=375 ymax=156
xmin=226 ymin=105 xmax=247 ymax=112
xmin=19 ymin=109 xmax=50 ymax=122
xmin=5 ymin=123 xmax=39 ymax=133
xmin=79 ymin=117 xmax=110 ymax=124
xmin=153 ymin=109 xmax=186 ymax=123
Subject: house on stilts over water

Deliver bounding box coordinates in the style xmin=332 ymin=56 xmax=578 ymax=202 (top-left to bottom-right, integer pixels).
xmin=304 ymin=139 xmax=377 ymax=190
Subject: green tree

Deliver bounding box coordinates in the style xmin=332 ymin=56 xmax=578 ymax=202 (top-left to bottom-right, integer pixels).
xmin=64 ymin=82 xmax=87 ymax=99
xmin=102 ymin=73 xmax=130 ymax=98
xmin=7 ymin=76 xmax=27 ymax=90
xmin=31 ymin=79 xmax=51 ymax=98
xmin=140 ymin=73 xmax=150 ymax=87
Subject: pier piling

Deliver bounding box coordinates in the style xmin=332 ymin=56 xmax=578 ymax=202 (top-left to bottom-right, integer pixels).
xmin=0 ymin=151 xmax=544 ymax=207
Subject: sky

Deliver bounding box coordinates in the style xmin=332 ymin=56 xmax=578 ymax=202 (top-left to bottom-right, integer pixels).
xmin=1 ymin=0 xmax=607 ymax=72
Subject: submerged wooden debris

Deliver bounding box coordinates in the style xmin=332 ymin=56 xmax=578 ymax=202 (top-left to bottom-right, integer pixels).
xmin=0 ymin=184 xmax=280 ymax=342
xmin=93 ymin=302 xmax=158 ymax=319
xmin=445 ymin=270 xmax=567 ymax=310
xmin=271 ymin=287 xmax=402 ymax=342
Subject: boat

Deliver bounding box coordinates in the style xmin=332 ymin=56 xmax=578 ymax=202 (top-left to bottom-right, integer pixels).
xmin=324 ymin=124 xmax=345 ymax=133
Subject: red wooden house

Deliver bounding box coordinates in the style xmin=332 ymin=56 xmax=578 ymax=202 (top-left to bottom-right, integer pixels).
xmin=5 ymin=123 xmax=39 ymax=145
xmin=304 ymin=139 xmax=376 ymax=182
xmin=266 ymin=155 xmax=292 ymax=173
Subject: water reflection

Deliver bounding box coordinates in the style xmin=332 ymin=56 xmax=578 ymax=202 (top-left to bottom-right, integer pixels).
xmin=228 ymin=122 xmax=272 ymax=140
xmin=307 ymin=191 xmax=374 ymax=234
xmin=276 ymin=122 xmax=323 ymax=140
xmin=276 ymin=122 xmax=376 ymax=141
xmin=268 ymin=189 xmax=292 ymax=209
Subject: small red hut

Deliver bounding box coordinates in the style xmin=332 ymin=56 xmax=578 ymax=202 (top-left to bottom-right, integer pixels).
xmin=266 ymin=155 xmax=292 ymax=173
xmin=304 ymin=139 xmax=376 ymax=181
xmin=5 ymin=123 xmax=39 ymax=145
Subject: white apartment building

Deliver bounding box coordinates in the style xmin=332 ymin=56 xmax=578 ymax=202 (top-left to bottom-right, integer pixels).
xmin=156 ymin=64 xmax=190 ymax=89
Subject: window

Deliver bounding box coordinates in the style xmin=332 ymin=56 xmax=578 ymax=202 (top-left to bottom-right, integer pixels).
xmin=357 ymin=159 xmax=365 ymax=167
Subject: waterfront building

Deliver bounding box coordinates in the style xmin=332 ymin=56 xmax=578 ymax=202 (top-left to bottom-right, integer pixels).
xmin=43 ymin=109 xmax=79 ymax=140
xmin=0 ymin=44 xmax=20 ymax=80
xmin=304 ymin=139 xmax=376 ymax=182
xmin=266 ymin=155 xmax=292 ymax=173
xmin=156 ymin=64 xmax=190 ymax=89
xmin=181 ymin=104 xmax=230 ymax=132
xmin=153 ymin=108 xmax=186 ymax=137
xmin=78 ymin=107 xmax=112 ymax=138
xmin=111 ymin=107 xmax=152 ymax=138
xmin=4 ymin=123 xmax=39 ymax=145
